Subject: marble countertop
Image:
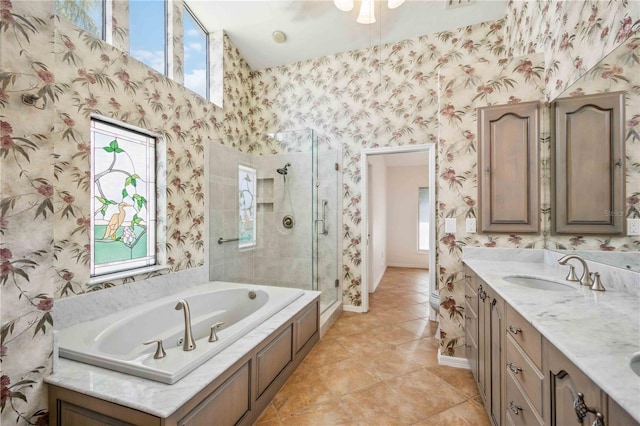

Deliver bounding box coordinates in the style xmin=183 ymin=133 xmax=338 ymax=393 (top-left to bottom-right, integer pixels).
xmin=462 ymin=256 xmax=640 ymax=423
xmin=45 ymin=291 xmax=320 ymax=418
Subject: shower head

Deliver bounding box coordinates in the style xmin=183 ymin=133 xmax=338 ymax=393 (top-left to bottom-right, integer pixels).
xmin=276 ymin=163 xmax=291 ymax=176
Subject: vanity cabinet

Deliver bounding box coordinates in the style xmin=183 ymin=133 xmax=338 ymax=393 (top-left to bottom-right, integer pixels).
xmin=477 ymin=101 xmax=539 ymax=233
xmin=48 ymin=299 xmax=320 ymax=426
xmin=464 ymin=265 xmax=505 ymax=426
xmin=464 ymin=262 xmax=639 ymax=426
xmin=552 ymin=91 xmax=626 ymax=235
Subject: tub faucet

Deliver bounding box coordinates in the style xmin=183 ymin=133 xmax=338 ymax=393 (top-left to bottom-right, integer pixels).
xmin=558 ymin=254 xmax=593 ymax=287
xmin=175 ymin=299 xmax=196 ymax=351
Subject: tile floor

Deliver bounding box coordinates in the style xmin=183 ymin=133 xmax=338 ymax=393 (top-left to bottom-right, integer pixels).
xmin=254 ymin=267 xmax=491 ymax=425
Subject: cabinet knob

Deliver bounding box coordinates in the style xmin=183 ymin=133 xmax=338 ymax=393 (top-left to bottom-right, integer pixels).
xmin=509 ymin=401 xmax=523 ymax=416
xmin=507 ymin=362 xmax=522 ymax=375
xmin=508 ymin=325 xmax=522 ymax=335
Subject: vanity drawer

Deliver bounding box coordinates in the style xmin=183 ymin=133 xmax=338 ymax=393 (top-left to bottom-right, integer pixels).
xmin=506 ymin=304 xmax=541 ymax=369
xmin=506 ymin=334 xmax=543 ymax=415
xmin=505 ymin=370 xmax=544 ymax=426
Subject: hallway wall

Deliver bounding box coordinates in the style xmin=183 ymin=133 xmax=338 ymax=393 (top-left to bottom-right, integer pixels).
xmin=386 ymin=166 xmax=429 ymax=269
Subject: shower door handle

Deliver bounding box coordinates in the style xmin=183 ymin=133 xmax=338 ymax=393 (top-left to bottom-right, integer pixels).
xmin=315 ymin=219 xmax=328 ymax=235
xmin=316 ymin=199 xmax=329 ymax=235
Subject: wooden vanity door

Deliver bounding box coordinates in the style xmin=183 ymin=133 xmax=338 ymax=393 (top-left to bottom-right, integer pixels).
xmin=552 ymin=91 xmax=625 ymax=234
xmin=478 ymin=101 xmax=540 ymax=233
xmin=543 ymin=339 xmax=607 ymax=426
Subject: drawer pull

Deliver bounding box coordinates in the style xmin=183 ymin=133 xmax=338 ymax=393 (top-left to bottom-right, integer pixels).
xmin=508 ymin=325 xmax=522 ymax=335
xmin=465 ymin=315 xmax=472 ymax=321
xmin=509 ymin=401 xmax=523 ymax=416
xmin=507 ymin=362 xmax=522 ymax=374
xmin=465 ymin=295 xmax=472 ymax=300
xmin=464 ymin=275 xmax=471 ymax=279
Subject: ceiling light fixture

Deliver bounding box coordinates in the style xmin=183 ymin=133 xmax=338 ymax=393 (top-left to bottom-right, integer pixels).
xmin=334 ymin=0 xmax=405 ymax=24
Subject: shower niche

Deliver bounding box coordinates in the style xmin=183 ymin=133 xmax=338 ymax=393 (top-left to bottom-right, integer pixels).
xmin=256 ymin=178 xmax=274 ymax=213
xmin=208 ymin=130 xmax=341 ymax=316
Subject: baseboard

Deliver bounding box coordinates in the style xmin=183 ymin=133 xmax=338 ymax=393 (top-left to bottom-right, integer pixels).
xmin=437 ymin=348 xmax=471 ymax=370
xmin=342 ymin=305 xmax=366 ymax=313
xmin=387 ymin=262 xmax=429 ymax=269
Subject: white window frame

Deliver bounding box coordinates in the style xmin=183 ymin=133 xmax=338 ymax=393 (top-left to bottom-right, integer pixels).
xmin=183 ymin=2 xmax=210 ymax=100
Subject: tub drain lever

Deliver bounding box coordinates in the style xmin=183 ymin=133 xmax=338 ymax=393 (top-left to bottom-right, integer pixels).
xmin=143 ymin=339 xmax=167 ymax=359
xmin=209 ymin=321 xmax=225 ymax=342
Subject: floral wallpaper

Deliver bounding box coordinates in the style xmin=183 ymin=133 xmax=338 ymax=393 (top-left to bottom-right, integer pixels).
xmin=1 ymin=0 xmax=638 ymax=424
xmin=0 ymin=0 xmax=253 ymax=423
xmin=504 ymin=0 xmax=638 ymax=101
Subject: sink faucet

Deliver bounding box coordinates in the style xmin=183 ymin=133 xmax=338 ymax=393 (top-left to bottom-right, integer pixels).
xmin=175 ymin=299 xmax=196 ymax=351
xmin=558 ymin=254 xmax=594 ymax=287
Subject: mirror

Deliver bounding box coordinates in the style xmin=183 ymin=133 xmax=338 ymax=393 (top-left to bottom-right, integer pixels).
xmin=545 ymin=31 xmax=640 ymax=272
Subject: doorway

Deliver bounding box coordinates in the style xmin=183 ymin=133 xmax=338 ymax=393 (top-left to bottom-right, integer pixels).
xmin=360 ymin=145 xmax=436 ymax=314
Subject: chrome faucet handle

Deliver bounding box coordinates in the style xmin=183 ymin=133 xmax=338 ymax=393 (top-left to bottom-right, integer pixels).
xmin=143 ymin=339 xmax=167 ymax=359
xmin=590 ymin=272 xmax=605 ymax=292
xmin=209 ymin=321 xmax=225 ymax=342
xmin=565 ymin=265 xmax=579 ymax=282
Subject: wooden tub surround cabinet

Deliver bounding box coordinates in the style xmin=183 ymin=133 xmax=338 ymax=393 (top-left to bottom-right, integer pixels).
xmin=463 ymin=256 xmax=640 ymax=426
xmin=47 ymin=296 xmax=320 ymax=426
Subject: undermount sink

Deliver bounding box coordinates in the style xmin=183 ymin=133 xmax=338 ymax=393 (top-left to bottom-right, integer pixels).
xmin=631 ymin=353 xmax=640 ymax=377
xmin=503 ymin=275 xmax=575 ymax=291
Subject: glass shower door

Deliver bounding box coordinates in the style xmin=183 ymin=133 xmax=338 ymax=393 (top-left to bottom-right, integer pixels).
xmin=313 ymin=135 xmax=340 ymax=313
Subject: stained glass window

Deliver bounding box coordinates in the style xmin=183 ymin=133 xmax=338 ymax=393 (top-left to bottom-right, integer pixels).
xmin=238 ymin=165 xmax=256 ymax=248
xmin=90 ymin=119 xmax=157 ymax=277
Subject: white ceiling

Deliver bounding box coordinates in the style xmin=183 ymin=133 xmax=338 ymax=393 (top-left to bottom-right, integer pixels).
xmin=185 ymin=0 xmax=508 ymax=70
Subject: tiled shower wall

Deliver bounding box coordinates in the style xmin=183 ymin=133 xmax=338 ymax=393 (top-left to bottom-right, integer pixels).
xmin=208 ymin=141 xmax=314 ymax=290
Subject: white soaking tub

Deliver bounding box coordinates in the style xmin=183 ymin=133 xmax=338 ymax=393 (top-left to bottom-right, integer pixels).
xmin=58 ymin=282 xmax=304 ymax=384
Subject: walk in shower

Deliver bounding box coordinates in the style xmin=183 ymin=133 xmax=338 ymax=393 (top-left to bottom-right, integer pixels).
xmin=208 ymin=130 xmax=341 ymax=316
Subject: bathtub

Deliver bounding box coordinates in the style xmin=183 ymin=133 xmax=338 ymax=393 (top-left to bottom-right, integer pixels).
xmin=58 ymin=282 xmax=304 ymax=384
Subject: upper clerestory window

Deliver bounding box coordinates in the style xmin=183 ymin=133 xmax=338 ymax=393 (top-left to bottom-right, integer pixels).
xmin=129 ymin=0 xmax=167 ymax=75
xmin=55 ymin=0 xmax=105 ymax=39
xmin=183 ymin=4 xmax=209 ymax=99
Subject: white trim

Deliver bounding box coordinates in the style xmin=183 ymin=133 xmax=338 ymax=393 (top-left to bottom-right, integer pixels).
xmin=343 ymin=305 xmax=366 ymax=313
xmin=387 ymin=262 xmax=429 ymax=269
xmin=437 ymin=348 xmax=472 ymax=370
xmin=88 ymin=265 xmax=170 ymax=285
xmin=360 ymin=144 xmax=436 ymax=314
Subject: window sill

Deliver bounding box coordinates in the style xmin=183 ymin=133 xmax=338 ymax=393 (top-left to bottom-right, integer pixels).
xmin=89 ymin=265 xmax=170 ymax=286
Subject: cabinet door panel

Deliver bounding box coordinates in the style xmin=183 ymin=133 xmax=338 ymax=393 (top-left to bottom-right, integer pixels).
xmin=553 ymin=91 xmax=625 ymax=234
xmin=478 ymin=101 xmax=539 ymax=233
xmin=257 ymin=325 xmax=293 ymax=397
xmin=178 ymin=362 xmax=251 ymax=426
xmin=543 ymin=339 xmax=607 ymax=426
